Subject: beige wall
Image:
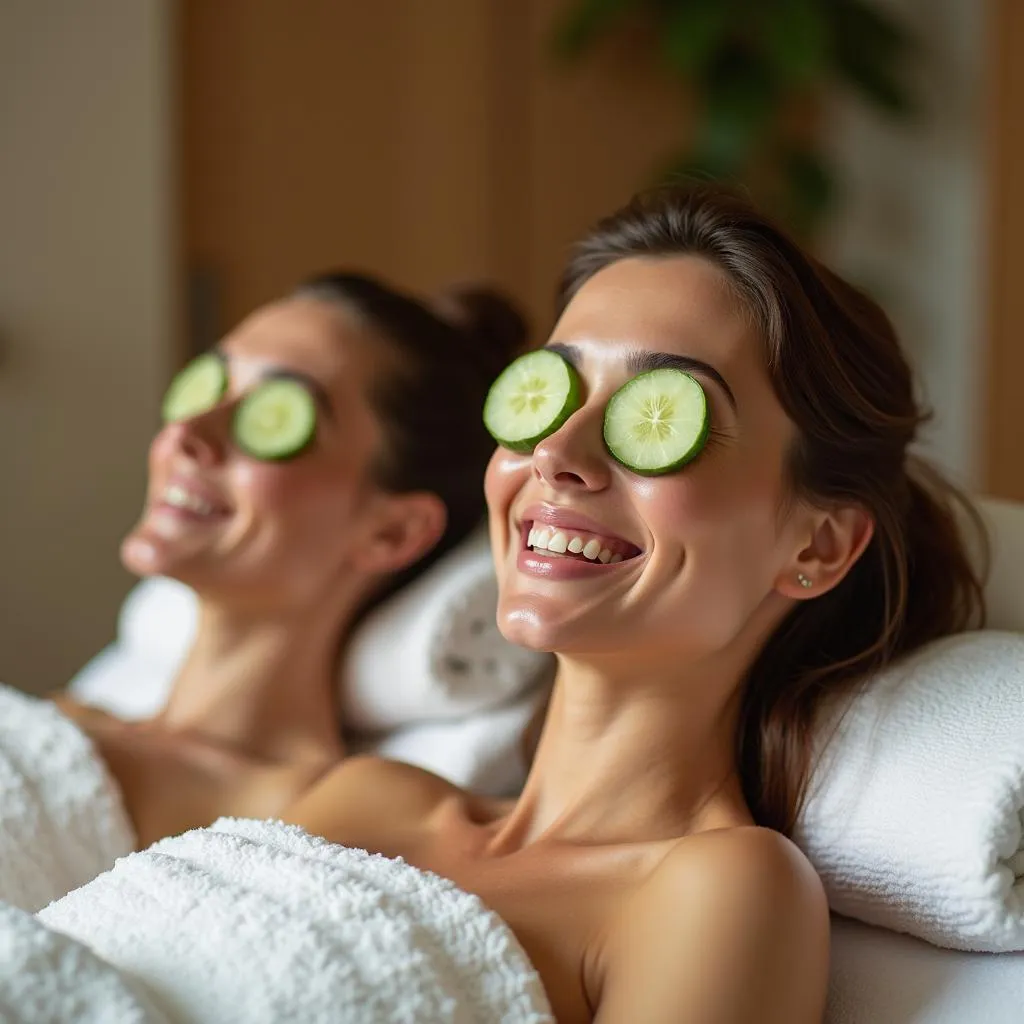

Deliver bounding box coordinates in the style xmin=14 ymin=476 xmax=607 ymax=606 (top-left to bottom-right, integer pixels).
xmin=0 ymin=0 xmax=175 ymax=693
xmin=823 ymin=0 xmax=985 ymax=487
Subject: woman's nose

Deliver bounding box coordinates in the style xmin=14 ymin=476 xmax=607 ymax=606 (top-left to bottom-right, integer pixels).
xmin=531 ymin=405 xmax=611 ymax=493
xmin=163 ymin=402 xmax=234 ymax=467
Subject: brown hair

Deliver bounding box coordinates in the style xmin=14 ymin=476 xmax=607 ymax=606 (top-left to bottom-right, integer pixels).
xmin=560 ymin=184 xmax=987 ymax=836
xmin=296 ymin=272 xmax=527 ymax=613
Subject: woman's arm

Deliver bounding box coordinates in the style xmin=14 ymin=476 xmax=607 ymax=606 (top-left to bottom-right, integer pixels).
xmin=596 ymin=827 xmax=829 ymax=1024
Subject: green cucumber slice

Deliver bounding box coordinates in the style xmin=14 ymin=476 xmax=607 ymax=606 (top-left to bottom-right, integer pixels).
xmin=233 ymin=379 xmax=317 ymax=460
xmin=162 ymin=353 xmax=227 ymax=423
xmin=483 ymin=349 xmax=581 ymax=453
xmin=603 ymin=368 xmax=709 ymax=475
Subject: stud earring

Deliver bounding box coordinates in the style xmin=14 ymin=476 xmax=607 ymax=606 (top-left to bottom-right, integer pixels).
xmin=797 ymin=573 xmax=813 ymax=589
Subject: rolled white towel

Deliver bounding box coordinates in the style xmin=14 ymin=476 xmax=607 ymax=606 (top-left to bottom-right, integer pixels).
xmin=33 ymin=817 xmax=554 ymax=1024
xmin=340 ymin=525 xmax=550 ymax=731
xmin=796 ymin=631 xmax=1024 ymax=951
xmin=0 ymin=684 xmax=135 ymax=912
xmin=356 ymin=684 xmax=548 ymax=797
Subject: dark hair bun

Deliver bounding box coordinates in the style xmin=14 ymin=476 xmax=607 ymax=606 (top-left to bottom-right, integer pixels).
xmin=432 ymin=284 xmax=529 ymax=380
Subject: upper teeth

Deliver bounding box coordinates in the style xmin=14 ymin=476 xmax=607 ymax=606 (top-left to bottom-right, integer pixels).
xmin=528 ymin=527 xmax=623 ymax=564
xmin=164 ymin=483 xmax=215 ymax=516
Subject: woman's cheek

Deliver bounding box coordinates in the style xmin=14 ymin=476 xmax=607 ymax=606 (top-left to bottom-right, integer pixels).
xmin=230 ymin=459 xmax=301 ymax=520
xmin=484 ymin=448 xmax=528 ymax=505
xmin=235 ymin=457 xmax=365 ymax=536
xmin=148 ymin=426 xmax=178 ymax=471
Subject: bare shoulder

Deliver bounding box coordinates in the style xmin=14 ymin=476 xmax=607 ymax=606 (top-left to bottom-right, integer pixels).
xmin=596 ymin=828 xmax=829 ymax=1024
xmin=280 ymin=755 xmax=462 ymax=849
xmin=655 ymin=824 xmax=828 ymax=919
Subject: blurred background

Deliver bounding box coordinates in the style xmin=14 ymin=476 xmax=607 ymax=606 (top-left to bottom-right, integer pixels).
xmin=1 ymin=0 xmax=1021 ymax=695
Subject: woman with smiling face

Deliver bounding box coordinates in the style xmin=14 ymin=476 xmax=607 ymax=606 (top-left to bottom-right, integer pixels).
xmin=52 ymin=273 xmax=526 ymax=849
xmin=285 ymin=187 xmax=983 ymax=1023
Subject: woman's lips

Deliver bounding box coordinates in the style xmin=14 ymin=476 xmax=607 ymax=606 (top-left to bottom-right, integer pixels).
xmin=516 ymin=546 xmax=635 ymax=580
xmin=150 ymin=478 xmax=231 ymax=520
xmin=520 ymin=502 xmax=641 ymax=553
xmin=515 ymin=519 xmax=642 ymax=580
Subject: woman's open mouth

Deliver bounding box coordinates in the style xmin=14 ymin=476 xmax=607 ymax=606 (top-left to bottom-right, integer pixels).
xmin=152 ymin=480 xmax=232 ymax=523
xmin=522 ymin=522 xmax=641 ymax=564
xmin=515 ymin=507 xmax=643 ymax=579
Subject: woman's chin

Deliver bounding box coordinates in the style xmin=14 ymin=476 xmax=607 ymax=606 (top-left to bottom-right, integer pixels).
xmin=496 ymin=599 xmax=580 ymax=654
xmin=120 ymin=528 xmax=204 ymax=583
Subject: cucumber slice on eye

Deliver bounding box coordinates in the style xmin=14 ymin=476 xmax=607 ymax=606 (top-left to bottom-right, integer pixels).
xmin=162 ymin=353 xmax=227 ymax=423
xmin=483 ymin=349 xmax=581 ymax=453
xmin=233 ymin=379 xmax=317 ymax=461
xmin=603 ymin=368 xmax=709 ymax=475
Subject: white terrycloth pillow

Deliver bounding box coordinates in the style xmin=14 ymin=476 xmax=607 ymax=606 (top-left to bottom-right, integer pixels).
xmin=976 ymin=496 xmax=1024 ymax=632
xmin=796 ymin=630 xmax=1024 ymax=952
xmin=338 ymin=525 xmax=545 ymax=730
xmin=71 ymin=526 xmax=549 ymax=732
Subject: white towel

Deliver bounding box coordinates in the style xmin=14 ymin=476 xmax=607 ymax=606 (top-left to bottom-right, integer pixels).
xmin=0 ymin=683 xmax=135 ymax=912
xmin=795 ymin=631 xmax=1024 ymax=952
xmin=358 ymin=685 xmax=549 ymax=797
xmin=340 ymin=525 xmax=550 ymax=731
xmin=20 ymin=817 xmax=554 ymax=1024
xmin=0 ymin=901 xmax=169 ymax=1023
xmin=827 ymin=915 xmax=1024 ymax=1023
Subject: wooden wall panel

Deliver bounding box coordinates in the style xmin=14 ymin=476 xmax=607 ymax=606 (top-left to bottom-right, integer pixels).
xmin=179 ymin=1 xmax=686 ymax=348
xmin=985 ymin=0 xmax=1024 ymax=500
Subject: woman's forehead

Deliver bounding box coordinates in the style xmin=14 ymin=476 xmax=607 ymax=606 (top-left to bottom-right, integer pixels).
xmin=222 ymin=297 xmax=373 ymax=383
xmin=555 ymin=256 xmax=755 ymax=372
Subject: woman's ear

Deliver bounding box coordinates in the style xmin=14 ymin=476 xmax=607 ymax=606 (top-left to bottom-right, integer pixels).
xmin=776 ymin=504 xmax=875 ymax=601
xmin=350 ymin=491 xmax=448 ymax=578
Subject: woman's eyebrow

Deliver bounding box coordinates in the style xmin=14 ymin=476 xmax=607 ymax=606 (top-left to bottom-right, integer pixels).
xmin=625 ymin=348 xmax=737 ymax=412
xmin=214 ymin=348 xmax=334 ymax=421
xmin=544 ymin=341 xmax=582 ymax=368
xmin=544 ymin=341 xmax=738 ymax=412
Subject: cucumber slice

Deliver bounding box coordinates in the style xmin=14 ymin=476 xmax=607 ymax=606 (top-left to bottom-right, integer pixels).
xmin=603 ymin=368 xmax=709 ymax=475
xmin=162 ymin=353 xmax=227 ymax=423
xmin=233 ymin=379 xmax=317 ymax=460
xmin=483 ymin=349 xmax=581 ymax=453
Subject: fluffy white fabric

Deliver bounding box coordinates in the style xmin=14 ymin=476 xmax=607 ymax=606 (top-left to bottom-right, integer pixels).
xmin=339 ymin=525 xmax=549 ymax=730
xmin=976 ymin=496 xmax=1024 ymax=632
xmin=0 ymin=902 xmax=168 ymax=1023
xmin=0 ymin=684 xmax=134 ymax=912
xmin=828 ymin=915 xmax=1024 ymax=1023
xmin=797 ymin=631 xmax=1024 ymax=951
xmin=4 ymin=817 xmax=553 ymax=1024
xmin=353 ymin=685 xmax=548 ymax=798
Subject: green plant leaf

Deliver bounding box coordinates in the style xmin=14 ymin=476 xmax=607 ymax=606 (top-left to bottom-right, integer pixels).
xmin=549 ymin=0 xmax=922 ymax=236
xmin=693 ymin=46 xmax=778 ymax=174
xmin=759 ymin=0 xmax=830 ymax=85
xmin=831 ymin=0 xmax=917 ymax=115
xmin=660 ymin=0 xmax=731 ymax=76
xmin=551 ymin=0 xmax=635 ymax=60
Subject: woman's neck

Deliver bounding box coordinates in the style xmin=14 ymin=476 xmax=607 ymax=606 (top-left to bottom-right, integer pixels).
xmin=157 ymin=600 xmax=351 ymax=766
xmin=492 ymin=650 xmax=753 ymax=850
